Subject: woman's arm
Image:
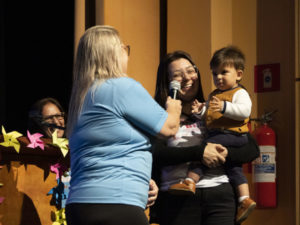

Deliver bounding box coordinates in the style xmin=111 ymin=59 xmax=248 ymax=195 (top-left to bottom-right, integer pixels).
xmin=152 ymin=133 xmax=259 ymax=167
xmin=152 ymin=139 xmax=206 ymax=166
xmin=152 ymin=139 xmax=225 ymax=167
xmin=158 ymin=97 xmax=181 ymax=138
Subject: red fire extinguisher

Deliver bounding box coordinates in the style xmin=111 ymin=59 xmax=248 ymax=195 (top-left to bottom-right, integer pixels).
xmin=252 ymin=110 xmax=277 ymax=208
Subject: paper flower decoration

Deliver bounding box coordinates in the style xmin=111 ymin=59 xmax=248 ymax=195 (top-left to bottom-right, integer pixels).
xmin=52 ymin=130 xmax=69 ymax=157
xmin=0 ymin=126 xmax=22 ymax=153
xmin=27 ymin=130 xmax=44 ymax=150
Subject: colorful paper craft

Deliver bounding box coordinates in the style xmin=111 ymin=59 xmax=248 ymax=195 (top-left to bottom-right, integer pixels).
xmin=0 ymin=126 xmax=22 ymax=153
xmin=52 ymin=130 xmax=69 ymax=157
xmin=50 ymin=163 xmax=68 ymax=180
xmin=52 ymin=208 xmax=67 ymax=225
xmin=27 ymin=130 xmax=45 ymax=150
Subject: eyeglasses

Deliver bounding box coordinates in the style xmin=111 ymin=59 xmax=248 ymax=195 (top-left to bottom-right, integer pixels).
xmin=43 ymin=112 xmax=65 ymax=123
xmin=170 ymin=65 xmax=198 ymax=81
xmin=122 ymin=44 xmax=130 ymax=56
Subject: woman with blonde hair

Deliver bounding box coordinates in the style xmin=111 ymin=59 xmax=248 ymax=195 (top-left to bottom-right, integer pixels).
xmin=65 ymin=25 xmax=181 ymax=225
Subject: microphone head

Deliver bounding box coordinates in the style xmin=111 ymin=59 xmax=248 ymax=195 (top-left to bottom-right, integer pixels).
xmin=169 ymin=80 xmax=181 ymax=91
xmin=169 ymin=80 xmax=181 ymax=99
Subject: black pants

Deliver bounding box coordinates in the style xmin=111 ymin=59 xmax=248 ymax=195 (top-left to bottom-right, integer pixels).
xmin=66 ymin=203 xmax=149 ymax=225
xmin=155 ymin=183 xmax=236 ymax=225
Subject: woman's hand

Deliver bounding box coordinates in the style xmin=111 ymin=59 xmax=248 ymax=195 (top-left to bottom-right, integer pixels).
xmin=159 ymin=97 xmax=182 ymax=138
xmin=202 ymin=143 xmax=227 ymax=167
xmin=146 ymin=179 xmax=159 ymax=208
xmin=165 ymin=96 xmax=182 ymax=115
xmin=217 ymin=146 xmax=228 ymax=158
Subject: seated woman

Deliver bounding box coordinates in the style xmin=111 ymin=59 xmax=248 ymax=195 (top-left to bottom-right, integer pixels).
xmin=27 ymin=97 xmax=159 ymax=210
xmin=28 ymin=97 xmax=66 ymax=138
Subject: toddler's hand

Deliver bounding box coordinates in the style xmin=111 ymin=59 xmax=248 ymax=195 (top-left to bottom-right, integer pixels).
xmin=209 ymin=96 xmax=224 ymax=112
xmin=191 ymin=99 xmax=205 ymax=114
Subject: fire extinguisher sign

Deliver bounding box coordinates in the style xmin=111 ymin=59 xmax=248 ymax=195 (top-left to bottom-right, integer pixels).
xmin=253 ymin=145 xmax=276 ymax=182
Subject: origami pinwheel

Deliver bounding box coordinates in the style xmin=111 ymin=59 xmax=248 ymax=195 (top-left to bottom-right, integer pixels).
xmin=48 ymin=178 xmax=69 ymax=209
xmin=60 ymin=172 xmax=70 ymax=209
xmin=52 ymin=130 xmax=69 ymax=157
xmin=50 ymin=163 xmax=61 ymax=180
xmin=50 ymin=163 xmax=68 ymax=180
xmin=27 ymin=130 xmax=44 ymax=150
xmin=52 ymin=208 xmax=67 ymax=225
xmin=0 ymin=126 xmax=22 ymax=153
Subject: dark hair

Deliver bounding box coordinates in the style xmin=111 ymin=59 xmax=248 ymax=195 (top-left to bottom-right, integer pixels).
xmin=210 ymin=46 xmax=245 ymax=71
xmin=28 ymin=97 xmax=65 ymax=138
xmin=154 ymin=50 xmax=205 ymax=108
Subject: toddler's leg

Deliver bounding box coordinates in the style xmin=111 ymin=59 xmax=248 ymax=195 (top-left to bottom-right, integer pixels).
xmin=168 ymin=172 xmax=197 ymax=195
xmin=187 ymin=170 xmax=201 ymax=183
xmin=168 ymin=164 xmax=203 ymax=196
xmin=238 ymin=183 xmax=250 ymax=202
xmin=227 ymin=166 xmax=256 ymax=224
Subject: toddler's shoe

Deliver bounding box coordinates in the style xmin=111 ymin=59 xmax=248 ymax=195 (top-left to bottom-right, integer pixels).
xmin=168 ymin=179 xmax=196 ymax=196
xmin=236 ymin=197 xmax=256 ymax=224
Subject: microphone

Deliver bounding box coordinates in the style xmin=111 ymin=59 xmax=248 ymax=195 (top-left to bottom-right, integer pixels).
xmin=41 ymin=121 xmax=66 ymax=130
xmin=169 ymin=80 xmax=181 ymax=99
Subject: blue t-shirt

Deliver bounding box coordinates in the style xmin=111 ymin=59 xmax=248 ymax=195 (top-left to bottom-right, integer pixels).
xmin=67 ymin=77 xmax=168 ymax=209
